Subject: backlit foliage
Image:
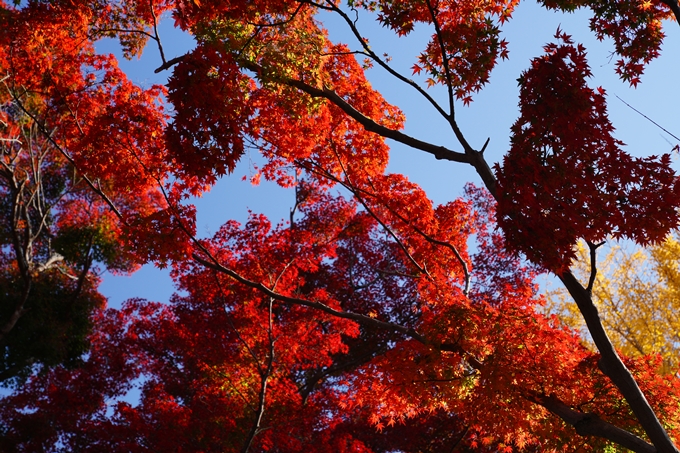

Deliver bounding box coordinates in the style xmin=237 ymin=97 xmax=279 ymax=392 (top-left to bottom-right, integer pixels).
xmin=548 ymin=238 xmax=680 ymax=375
xmin=1 ymin=0 xmax=680 ymax=451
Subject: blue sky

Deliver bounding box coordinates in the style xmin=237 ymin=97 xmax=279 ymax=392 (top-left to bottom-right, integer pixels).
xmin=98 ymin=2 xmax=680 ymax=308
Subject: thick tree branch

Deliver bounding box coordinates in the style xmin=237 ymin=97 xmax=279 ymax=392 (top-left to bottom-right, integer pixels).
xmin=35 ymin=253 xmax=64 ymax=273
xmin=528 ymin=393 xmax=656 ymax=453
xmin=154 ymin=55 xmax=186 ymax=73
xmin=192 ymin=251 xmax=482 ymax=365
xmin=298 ymin=341 xmax=390 ymax=402
xmin=0 ymin=173 xmax=32 ymax=340
xmin=0 ymin=282 xmax=30 ymax=341
xmin=426 ymin=89 xmax=669 ymax=450
xmin=559 ymin=271 xmax=680 ymax=453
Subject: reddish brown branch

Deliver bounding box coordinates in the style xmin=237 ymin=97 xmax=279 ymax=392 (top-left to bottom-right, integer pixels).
xmin=327 ymin=151 xmax=431 ymax=278
xmin=192 ymin=253 xmax=423 ymax=339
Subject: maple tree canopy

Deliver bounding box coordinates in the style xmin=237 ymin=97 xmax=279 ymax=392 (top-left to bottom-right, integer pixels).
xmin=1 ymin=0 xmax=680 ymax=452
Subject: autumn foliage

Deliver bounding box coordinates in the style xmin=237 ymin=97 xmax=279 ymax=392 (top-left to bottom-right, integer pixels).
xmin=548 ymin=236 xmax=680 ymax=374
xmin=2 ymin=0 xmax=680 ymax=452
xmin=495 ymin=31 xmax=680 ymax=271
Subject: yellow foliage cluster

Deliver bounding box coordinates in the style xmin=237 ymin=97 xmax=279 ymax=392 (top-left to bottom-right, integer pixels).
xmin=545 ymin=237 xmax=680 ymax=374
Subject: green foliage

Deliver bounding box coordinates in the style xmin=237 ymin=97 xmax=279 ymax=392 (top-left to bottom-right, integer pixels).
xmin=0 ymin=270 xmax=104 ymax=386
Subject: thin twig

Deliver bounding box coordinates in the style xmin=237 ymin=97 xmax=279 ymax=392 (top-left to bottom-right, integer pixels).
xmin=213 ymin=275 xmax=262 ymax=373
xmin=305 ymin=152 xmax=430 ymax=278
xmin=315 ymin=0 xmax=452 ymax=122
xmin=410 ymin=223 xmax=471 ymax=295
xmin=93 ymin=27 xmax=157 ymax=41
xmin=149 ymin=0 xmax=167 ymax=66
xmin=6 ymin=89 xmax=124 ymax=220
xmin=240 ymin=296 xmax=275 ymax=453
xmin=424 ymin=0 xmax=456 ymax=119
xmin=246 ymin=2 xmax=305 ymax=27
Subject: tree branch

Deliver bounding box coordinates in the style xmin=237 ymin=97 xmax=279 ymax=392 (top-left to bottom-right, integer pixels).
xmin=411 ymin=224 xmax=471 ymax=295
xmin=302 ymin=155 xmax=470 ymax=293
xmin=6 ymin=90 xmax=125 ymax=221
xmin=285 ymin=79 xmax=469 ymax=163
xmin=559 ymin=271 xmax=680 ymax=453
xmin=148 ymin=0 xmax=168 ymax=66
xmin=193 ymin=253 xmax=422 ymax=338
xmin=527 ymin=393 xmax=656 ymax=453
xmin=154 ymin=55 xmax=186 ymax=73
xmin=586 ymin=240 xmax=604 ymax=295
xmin=323 ymin=149 xmax=431 ymax=278
xmin=0 ymin=281 xmax=31 ymax=341
xmin=192 ymin=250 xmax=486 ymax=371
xmin=313 ymin=0 xmax=452 ymax=122
xmin=424 ymin=0 xmax=456 ymax=119
xmin=193 ymin=252 xmax=661 ymax=451
xmin=241 ymin=297 xmax=275 ymax=453
xmin=0 ymin=171 xmax=32 ymax=341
